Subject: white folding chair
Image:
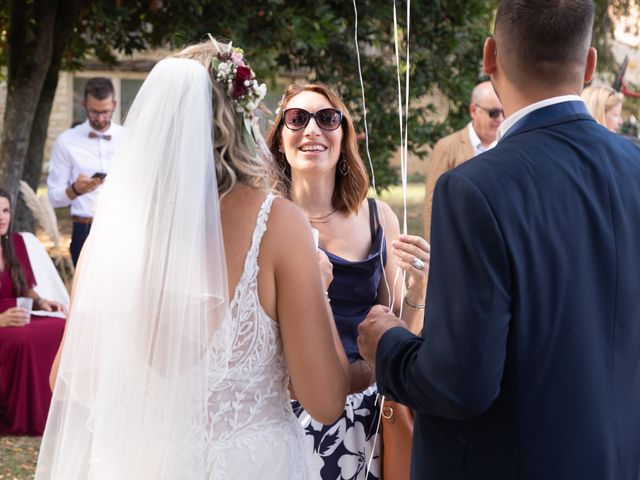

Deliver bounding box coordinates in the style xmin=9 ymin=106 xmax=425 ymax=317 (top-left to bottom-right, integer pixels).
xmin=19 ymin=232 xmax=69 ymax=316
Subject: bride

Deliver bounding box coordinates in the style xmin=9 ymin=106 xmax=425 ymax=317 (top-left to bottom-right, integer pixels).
xmin=35 ymin=39 xmax=349 ymax=479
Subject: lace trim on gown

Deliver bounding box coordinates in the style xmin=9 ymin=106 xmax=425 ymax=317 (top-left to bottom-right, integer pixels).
xmin=206 ymin=193 xmax=310 ymax=480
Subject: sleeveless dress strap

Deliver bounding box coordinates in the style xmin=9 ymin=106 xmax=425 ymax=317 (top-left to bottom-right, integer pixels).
xmin=367 ymin=198 xmax=379 ymax=244
xmin=239 ymin=193 xmax=277 ymax=284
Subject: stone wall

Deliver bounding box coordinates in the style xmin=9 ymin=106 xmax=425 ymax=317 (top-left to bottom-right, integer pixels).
xmin=45 ymin=72 xmax=74 ymax=169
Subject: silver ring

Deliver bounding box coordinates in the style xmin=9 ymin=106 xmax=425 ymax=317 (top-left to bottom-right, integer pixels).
xmin=410 ymin=256 xmax=424 ymax=271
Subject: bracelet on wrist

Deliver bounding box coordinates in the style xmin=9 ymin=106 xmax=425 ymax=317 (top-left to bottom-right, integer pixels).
xmin=404 ymin=295 xmax=425 ymax=311
xmin=71 ymin=183 xmax=82 ymax=196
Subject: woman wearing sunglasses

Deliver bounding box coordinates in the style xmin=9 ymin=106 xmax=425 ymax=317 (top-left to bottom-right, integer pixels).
xmin=266 ymin=84 xmax=429 ymax=479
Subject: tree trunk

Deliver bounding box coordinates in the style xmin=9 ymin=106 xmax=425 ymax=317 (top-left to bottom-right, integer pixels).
xmin=15 ymin=63 xmax=61 ymax=232
xmin=0 ymin=0 xmax=57 ymax=212
xmin=16 ymin=0 xmax=79 ymax=232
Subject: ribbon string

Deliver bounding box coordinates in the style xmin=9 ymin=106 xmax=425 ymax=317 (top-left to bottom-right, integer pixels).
xmin=352 ymin=1 xmax=411 ymax=477
xmin=392 ymin=0 xmax=411 ymax=318
xmin=352 ymin=0 xmax=377 ymax=195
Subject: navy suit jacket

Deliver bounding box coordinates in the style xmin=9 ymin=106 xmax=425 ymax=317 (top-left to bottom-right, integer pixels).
xmin=376 ymin=101 xmax=640 ymax=479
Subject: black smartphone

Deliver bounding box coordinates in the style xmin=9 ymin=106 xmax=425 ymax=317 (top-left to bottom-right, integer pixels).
xmin=91 ymin=172 xmax=107 ymax=179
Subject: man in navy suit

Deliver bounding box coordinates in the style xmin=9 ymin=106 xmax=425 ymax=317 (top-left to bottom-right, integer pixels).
xmin=358 ymin=1 xmax=640 ymax=479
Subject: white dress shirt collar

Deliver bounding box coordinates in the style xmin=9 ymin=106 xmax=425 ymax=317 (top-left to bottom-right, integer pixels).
xmin=83 ymin=119 xmax=118 ymax=137
xmin=497 ymin=95 xmax=583 ymax=142
xmin=467 ymin=122 xmax=490 ymax=156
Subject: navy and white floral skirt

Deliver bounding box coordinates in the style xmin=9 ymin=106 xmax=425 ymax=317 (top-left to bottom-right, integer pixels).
xmin=291 ymin=384 xmax=381 ymax=479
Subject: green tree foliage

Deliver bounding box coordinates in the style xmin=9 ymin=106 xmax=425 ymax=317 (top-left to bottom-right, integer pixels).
xmin=0 ymin=0 xmax=167 ymax=228
xmin=593 ymin=0 xmax=638 ymax=73
xmin=592 ymin=1 xmax=639 ymax=134
xmin=0 ymin=0 xmax=498 ymax=212
xmin=7 ymin=0 xmax=636 ymax=214
xmin=152 ymin=0 xmax=498 ymax=188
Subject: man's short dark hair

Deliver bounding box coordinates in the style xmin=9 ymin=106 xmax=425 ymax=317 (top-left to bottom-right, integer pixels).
xmin=495 ymin=0 xmax=595 ymax=87
xmin=84 ymin=77 xmax=115 ymax=101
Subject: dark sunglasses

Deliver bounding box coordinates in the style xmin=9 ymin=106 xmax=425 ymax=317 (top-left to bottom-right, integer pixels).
xmin=282 ymin=108 xmax=343 ymax=131
xmin=475 ymin=104 xmax=504 ymax=119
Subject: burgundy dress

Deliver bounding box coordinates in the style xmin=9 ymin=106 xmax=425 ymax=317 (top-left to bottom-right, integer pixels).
xmin=0 ymin=233 xmax=65 ymax=435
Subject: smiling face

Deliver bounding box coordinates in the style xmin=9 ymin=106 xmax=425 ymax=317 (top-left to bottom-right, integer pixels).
xmin=280 ymin=91 xmax=343 ymax=176
xmin=0 ymin=196 xmax=11 ymax=236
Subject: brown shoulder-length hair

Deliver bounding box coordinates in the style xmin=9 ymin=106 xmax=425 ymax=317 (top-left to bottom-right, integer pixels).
xmin=265 ymin=83 xmax=369 ymax=215
xmin=0 ymin=189 xmax=28 ymax=296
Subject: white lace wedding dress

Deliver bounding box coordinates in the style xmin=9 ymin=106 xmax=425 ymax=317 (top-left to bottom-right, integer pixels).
xmin=206 ymin=194 xmax=310 ymax=479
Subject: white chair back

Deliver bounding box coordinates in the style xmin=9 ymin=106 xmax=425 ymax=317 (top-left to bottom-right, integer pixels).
xmin=19 ymin=232 xmax=70 ymax=310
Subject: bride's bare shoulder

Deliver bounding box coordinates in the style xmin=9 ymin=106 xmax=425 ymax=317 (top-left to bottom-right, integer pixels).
xmin=221 ymin=186 xmax=309 ymax=238
xmin=220 ymin=184 xmax=265 ymax=211
xmin=264 ymin=195 xmax=311 ymax=243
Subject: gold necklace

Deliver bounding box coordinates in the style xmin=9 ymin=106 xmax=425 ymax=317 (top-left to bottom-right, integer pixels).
xmin=308 ymin=209 xmax=336 ymax=224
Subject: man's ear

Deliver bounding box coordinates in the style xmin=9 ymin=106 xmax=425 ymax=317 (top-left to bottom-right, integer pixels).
xmin=483 ymin=36 xmax=497 ymax=76
xmin=469 ymin=102 xmax=477 ymax=120
xmin=583 ymin=47 xmax=597 ymax=85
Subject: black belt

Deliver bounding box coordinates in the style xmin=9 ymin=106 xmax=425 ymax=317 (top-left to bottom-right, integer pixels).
xmin=72 ymin=216 xmax=93 ymax=224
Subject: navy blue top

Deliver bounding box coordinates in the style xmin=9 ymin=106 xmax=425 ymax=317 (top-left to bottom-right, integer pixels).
xmin=321 ymin=198 xmax=387 ymax=363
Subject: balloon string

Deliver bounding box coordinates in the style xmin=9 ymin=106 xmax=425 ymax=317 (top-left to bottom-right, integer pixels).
xmin=352 ymin=0 xmax=394 ymax=316
xmin=352 ymin=3 xmax=393 ymax=478
xmin=403 ymin=0 xmax=411 ymax=237
xmin=393 ymin=0 xmax=411 ymax=319
xmin=352 ymin=0 xmax=377 ymax=195
xmin=352 ymin=1 xmax=411 ymax=477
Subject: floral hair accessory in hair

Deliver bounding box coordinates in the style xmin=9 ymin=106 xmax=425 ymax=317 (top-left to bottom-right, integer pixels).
xmin=208 ymin=35 xmax=271 ymax=160
xmin=209 ymin=37 xmax=267 ymax=115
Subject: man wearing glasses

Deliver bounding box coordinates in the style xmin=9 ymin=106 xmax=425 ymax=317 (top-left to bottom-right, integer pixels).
xmin=47 ymin=77 xmax=125 ymax=265
xmin=423 ymin=81 xmax=504 ymax=241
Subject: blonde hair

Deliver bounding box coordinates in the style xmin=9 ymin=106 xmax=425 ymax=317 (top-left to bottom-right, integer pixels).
xmin=171 ymin=40 xmax=273 ymax=196
xmin=582 ymin=85 xmax=624 ymax=127
xmin=265 ymin=84 xmax=369 ymax=215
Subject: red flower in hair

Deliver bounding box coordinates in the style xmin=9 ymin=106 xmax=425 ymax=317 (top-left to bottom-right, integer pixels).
xmin=233 ymin=82 xmax=247 ymax=98
xmin=233 ymin=66 xmax=253 ymax=97
xmin=236 ymin=66 xmax=252 ymax=82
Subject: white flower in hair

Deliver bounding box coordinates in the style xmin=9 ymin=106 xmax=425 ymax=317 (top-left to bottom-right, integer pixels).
xmin=207 ymin=34 xmax=269 ymax=155
xmin=208 ymin=37 xmax=266 ymax=116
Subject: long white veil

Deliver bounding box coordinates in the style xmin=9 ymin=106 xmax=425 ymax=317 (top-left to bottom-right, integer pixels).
xmin=36 ymin=58 xmax=230 ymax=479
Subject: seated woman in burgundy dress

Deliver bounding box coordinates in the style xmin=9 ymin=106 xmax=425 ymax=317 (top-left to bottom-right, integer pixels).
xmin=0 ymin=188 xmax=65 ymax=435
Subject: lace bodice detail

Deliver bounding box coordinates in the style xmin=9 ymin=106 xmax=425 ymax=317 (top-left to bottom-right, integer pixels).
xmin=206 ymin=194 xmax=308 ymax=479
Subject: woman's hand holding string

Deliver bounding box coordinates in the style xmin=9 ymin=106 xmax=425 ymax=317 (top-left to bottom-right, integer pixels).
xmin=392 ymin=234 xmax=430 ymax=333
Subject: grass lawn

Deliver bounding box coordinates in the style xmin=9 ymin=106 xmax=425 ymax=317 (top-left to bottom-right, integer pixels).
xmin=376 ymin=182 xmax=425 ymax=237
xmin=0 ymin=436 xmax=40 ymax=479
xmin=0 ymin=182 xmax=426 ymax=478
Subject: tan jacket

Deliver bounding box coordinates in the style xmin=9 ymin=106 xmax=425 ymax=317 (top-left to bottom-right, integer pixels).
xmin=423 ymin=126 xmax=474 ymax=241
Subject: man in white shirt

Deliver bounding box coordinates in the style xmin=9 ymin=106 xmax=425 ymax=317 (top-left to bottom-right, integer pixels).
xmin=422 ymin=81 xmax=503 ymax=240
xmin=47 ymin=77 xmax=125 ymax=265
